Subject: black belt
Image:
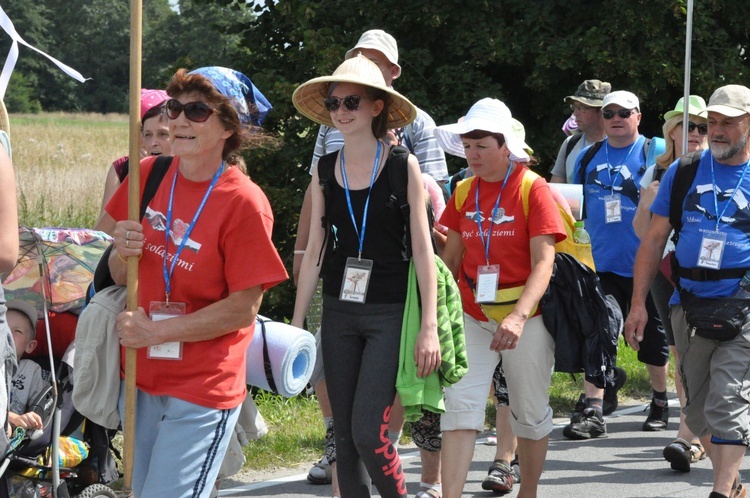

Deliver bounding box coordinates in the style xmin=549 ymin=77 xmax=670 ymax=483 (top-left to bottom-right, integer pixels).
xmin=677 ymin=267 xmax=748 ymax=281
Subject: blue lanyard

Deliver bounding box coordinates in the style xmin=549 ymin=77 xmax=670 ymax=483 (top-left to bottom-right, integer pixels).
xmin=475 ymin=164 xmax=513 ymax=265
xmin=340 ymin=141 xmax=382 ymax=260
xmin=710 ymin=155 xmax=750 ymax=231
xmin=604 ymin=137 xmax=638 ymax=195
xmin=163 ymin=162 xmax=224 ymax=302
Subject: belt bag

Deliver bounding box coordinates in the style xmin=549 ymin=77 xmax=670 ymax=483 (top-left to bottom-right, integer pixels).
xmin=478 ymin=285 xmax=537 ymax=324
xmin=681 ymin=292 xmax=750 ymax=342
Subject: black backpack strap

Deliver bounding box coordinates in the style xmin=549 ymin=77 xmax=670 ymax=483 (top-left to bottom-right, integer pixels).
xmin=653 ymin=166 xmax=667 ymax=183
xmin=637 ymin=137 xmax=652 ymax=176
xmin=577 ymin=140 xmax=604 ymax=185
xmin=116 ymin=158 xmax=130 ymax=183
xmin=576 ymin=140 xmax=605 ymax=219
xmin=88 ymin=156 xmax=172 ymax=300
xmin=257 ymin=317 xmax=277 ymax=393
xmin=317 ymin=152 xmax=338 ymax=227
xmin=386 ymin=146 xmax=415 ymax=259
xmin=564 ymin=133 xmax=584 ymax=162
xmin=140 ymin=155 xmax=172 ymax=220
xmin=316 ymin=151 xmax=338 ymax=266
xmin=669 ymin=150 xmax=702 ymax=238
xmin=668 ymin=150 xmax=703 ymax=289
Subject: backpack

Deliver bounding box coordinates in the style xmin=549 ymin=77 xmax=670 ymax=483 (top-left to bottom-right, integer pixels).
xmin=316 ymin=145 xmax=436 ymax=264
xmin=667 ymin=150 xmax=748 ymax=285
xmin=86 ymin=155 xmax=173 ymax=302
xmin=453 ymin=169 xmax=596 ymax=270
xmin=563 ymin=133 xmax=585 ymax=163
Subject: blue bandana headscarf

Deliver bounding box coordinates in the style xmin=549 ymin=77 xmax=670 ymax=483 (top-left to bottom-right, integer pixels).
xmin=189 ymin=66 xmax=272 ymax=126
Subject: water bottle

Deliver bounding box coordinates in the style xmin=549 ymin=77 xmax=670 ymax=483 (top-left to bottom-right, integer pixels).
xmin=735 ymin=270 xmax=750 ymax=298
xmin=573 ymin=221 xmax=591 ymax=244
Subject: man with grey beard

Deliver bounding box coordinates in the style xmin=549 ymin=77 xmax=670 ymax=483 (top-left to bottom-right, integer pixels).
xmin=625 ymin=84 xmax=750 ymax=498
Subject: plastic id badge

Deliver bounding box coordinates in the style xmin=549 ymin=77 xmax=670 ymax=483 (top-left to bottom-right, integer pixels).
xmin=147 ymin=301 xmax=185 ymax=360
xmin=476 ymin=265 xmax=500 ymax=303
xmin=604 ymin=194 xmax=622 ymax=223
xmin=340 ymin=257 xmax=373 ymax=303
xmin=697 ymin=231 xmax=727 ymax=270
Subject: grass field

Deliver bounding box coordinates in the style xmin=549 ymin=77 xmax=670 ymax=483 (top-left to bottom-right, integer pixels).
xmin=11 ymin=112 xmax=129 ymax=228
xmin=9 ymin=113 xmax=674 ymax=473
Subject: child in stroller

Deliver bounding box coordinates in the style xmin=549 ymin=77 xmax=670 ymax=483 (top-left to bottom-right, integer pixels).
xmin=0 ymin=304 xmax=119 ymax=498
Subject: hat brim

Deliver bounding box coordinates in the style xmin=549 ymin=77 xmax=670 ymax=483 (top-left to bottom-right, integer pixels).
xmin=565 ymin=96 xmax=604 ymax=108
xmin=663 ymin=109 xmax=707 ymax=121
xmin=345 ymin=46 xmax=402 ymax=78
xmin=0 ymin=100 xmax=10 ymax=137
xmin=705 ymin=105 xmax=748 ymax=118
xmin=292 ymin=75 xmax=416 ymax=129
xmin=6 ymin=299 xmax=38 ymax=328
xmin=433 ymin=118 xmax=530 ymax=162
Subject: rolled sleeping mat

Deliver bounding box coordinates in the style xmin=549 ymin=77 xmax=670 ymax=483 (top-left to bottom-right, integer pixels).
xmin=246 ymin=315 xmax=316 ymax=397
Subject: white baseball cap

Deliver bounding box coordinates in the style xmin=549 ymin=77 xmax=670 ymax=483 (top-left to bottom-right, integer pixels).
xmin=602 ymin=90 xmax=640 ymax=111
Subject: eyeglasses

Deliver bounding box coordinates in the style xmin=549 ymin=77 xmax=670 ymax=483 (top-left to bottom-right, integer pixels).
xmin=323 ymin=95 xmax=363 ymax=113
xmin=569 ymin=103 xmax=593 ymax=113
xmin=686 ymin=121 xmax=708 ymax=135
xmin=602 ymin=109 xmax=636 ymax=120
xmin=165 ymin=99 xmax=216 ymax=123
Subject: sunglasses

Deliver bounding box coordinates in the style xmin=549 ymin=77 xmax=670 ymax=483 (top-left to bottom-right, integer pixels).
xmin=323 ymin=95 xmax=363 ymax=113
xmin=686 ymin=121 xmax=708 ymax=135
xmin=165 ymin=99 xmax=216 ymax=123
xmin=602 ymin=109 xmax=636 ymax=120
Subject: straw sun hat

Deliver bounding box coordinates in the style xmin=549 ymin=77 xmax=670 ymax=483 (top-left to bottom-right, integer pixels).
xmin=433 ymin=98 xmax=530 ymax=162
xmin=292 ymin=54 xmax=416 ymax=129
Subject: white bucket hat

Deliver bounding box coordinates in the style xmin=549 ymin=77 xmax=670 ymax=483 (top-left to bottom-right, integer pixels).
xmin=292 ymin=54 xmax=416 ymax=129
xmin=344 ymin=30 xmax=401 ymax=78
xmin=433 ymin=98 xmax=530 ymax=162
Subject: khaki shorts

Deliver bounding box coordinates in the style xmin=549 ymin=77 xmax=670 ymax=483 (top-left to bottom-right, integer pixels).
xmin=672 ymin=304 xmax=750 ymax=444
xmin=442 ymin=314 xmax=554 ymax=440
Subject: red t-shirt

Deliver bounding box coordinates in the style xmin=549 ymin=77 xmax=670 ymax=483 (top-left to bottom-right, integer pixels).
xmin=440 ymin=164 xmax=565 ymax=322
xmin=106 ymin=156 xmax=288 ymax=409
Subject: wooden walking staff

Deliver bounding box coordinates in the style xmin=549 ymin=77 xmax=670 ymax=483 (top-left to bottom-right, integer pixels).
xmin=124 ymin=0 xmax=143 ymax=490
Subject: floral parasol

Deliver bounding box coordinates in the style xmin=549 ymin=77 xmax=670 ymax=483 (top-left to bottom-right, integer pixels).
xmin=1 ymin=227 xmax=112 ymax=317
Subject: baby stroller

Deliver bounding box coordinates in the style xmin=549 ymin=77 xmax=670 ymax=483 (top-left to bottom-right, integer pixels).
xmin=0 ymin=320 xmax=120 ymax=498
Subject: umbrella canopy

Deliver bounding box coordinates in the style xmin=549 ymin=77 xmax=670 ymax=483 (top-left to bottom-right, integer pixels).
xmin=1 ymin=227 xmax=112 ymax=316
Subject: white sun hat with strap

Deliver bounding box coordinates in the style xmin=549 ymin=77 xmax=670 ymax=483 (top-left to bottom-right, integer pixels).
xmin=433 ymin=98 xmax=530 ymax=162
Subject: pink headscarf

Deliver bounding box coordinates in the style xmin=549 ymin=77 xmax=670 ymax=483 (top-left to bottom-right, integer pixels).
xmin=140 ymin=89 xmax=169 ymax=120
xmin=561 ymin=114 xmax=579 ymax=136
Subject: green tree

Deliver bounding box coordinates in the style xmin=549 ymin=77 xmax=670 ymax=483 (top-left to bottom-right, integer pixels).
xmin=235 ymin=0 xmax=749 ymax=321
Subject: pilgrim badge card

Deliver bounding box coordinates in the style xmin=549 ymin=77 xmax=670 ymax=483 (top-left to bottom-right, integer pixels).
xmin=476 ymin=264 xmax=500 ymax=303
xmin=147 ymin=301 xmax=185 ymax=360
xmin=697 ymin=231 xmax=726 ymax=270
xmin=340 ymin=257 xmax=373 ymax=303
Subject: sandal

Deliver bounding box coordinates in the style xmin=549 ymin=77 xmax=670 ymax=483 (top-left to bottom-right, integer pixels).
xmin=415 ymin=488 xmax=441 ymax=498
xmin=663 ymin=438 xmax=691 ymax=472
xmin=732 ymin=474 xmax=747 ymax=498
xmin=481 ymin=459 xmax=514 ymax=494
xmin=689 ymin=439 xmax=706 ymax=463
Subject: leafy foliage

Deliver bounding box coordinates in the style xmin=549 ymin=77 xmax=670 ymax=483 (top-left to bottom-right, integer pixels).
xmin=3 ymin=0 xmax=750 ymax=321
xmin=235 ymin=0 xmax=749 ymax=320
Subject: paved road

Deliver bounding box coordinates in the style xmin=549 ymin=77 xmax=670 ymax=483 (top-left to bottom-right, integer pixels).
xmin=217 ymin=399 xmax=750 ymax=498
